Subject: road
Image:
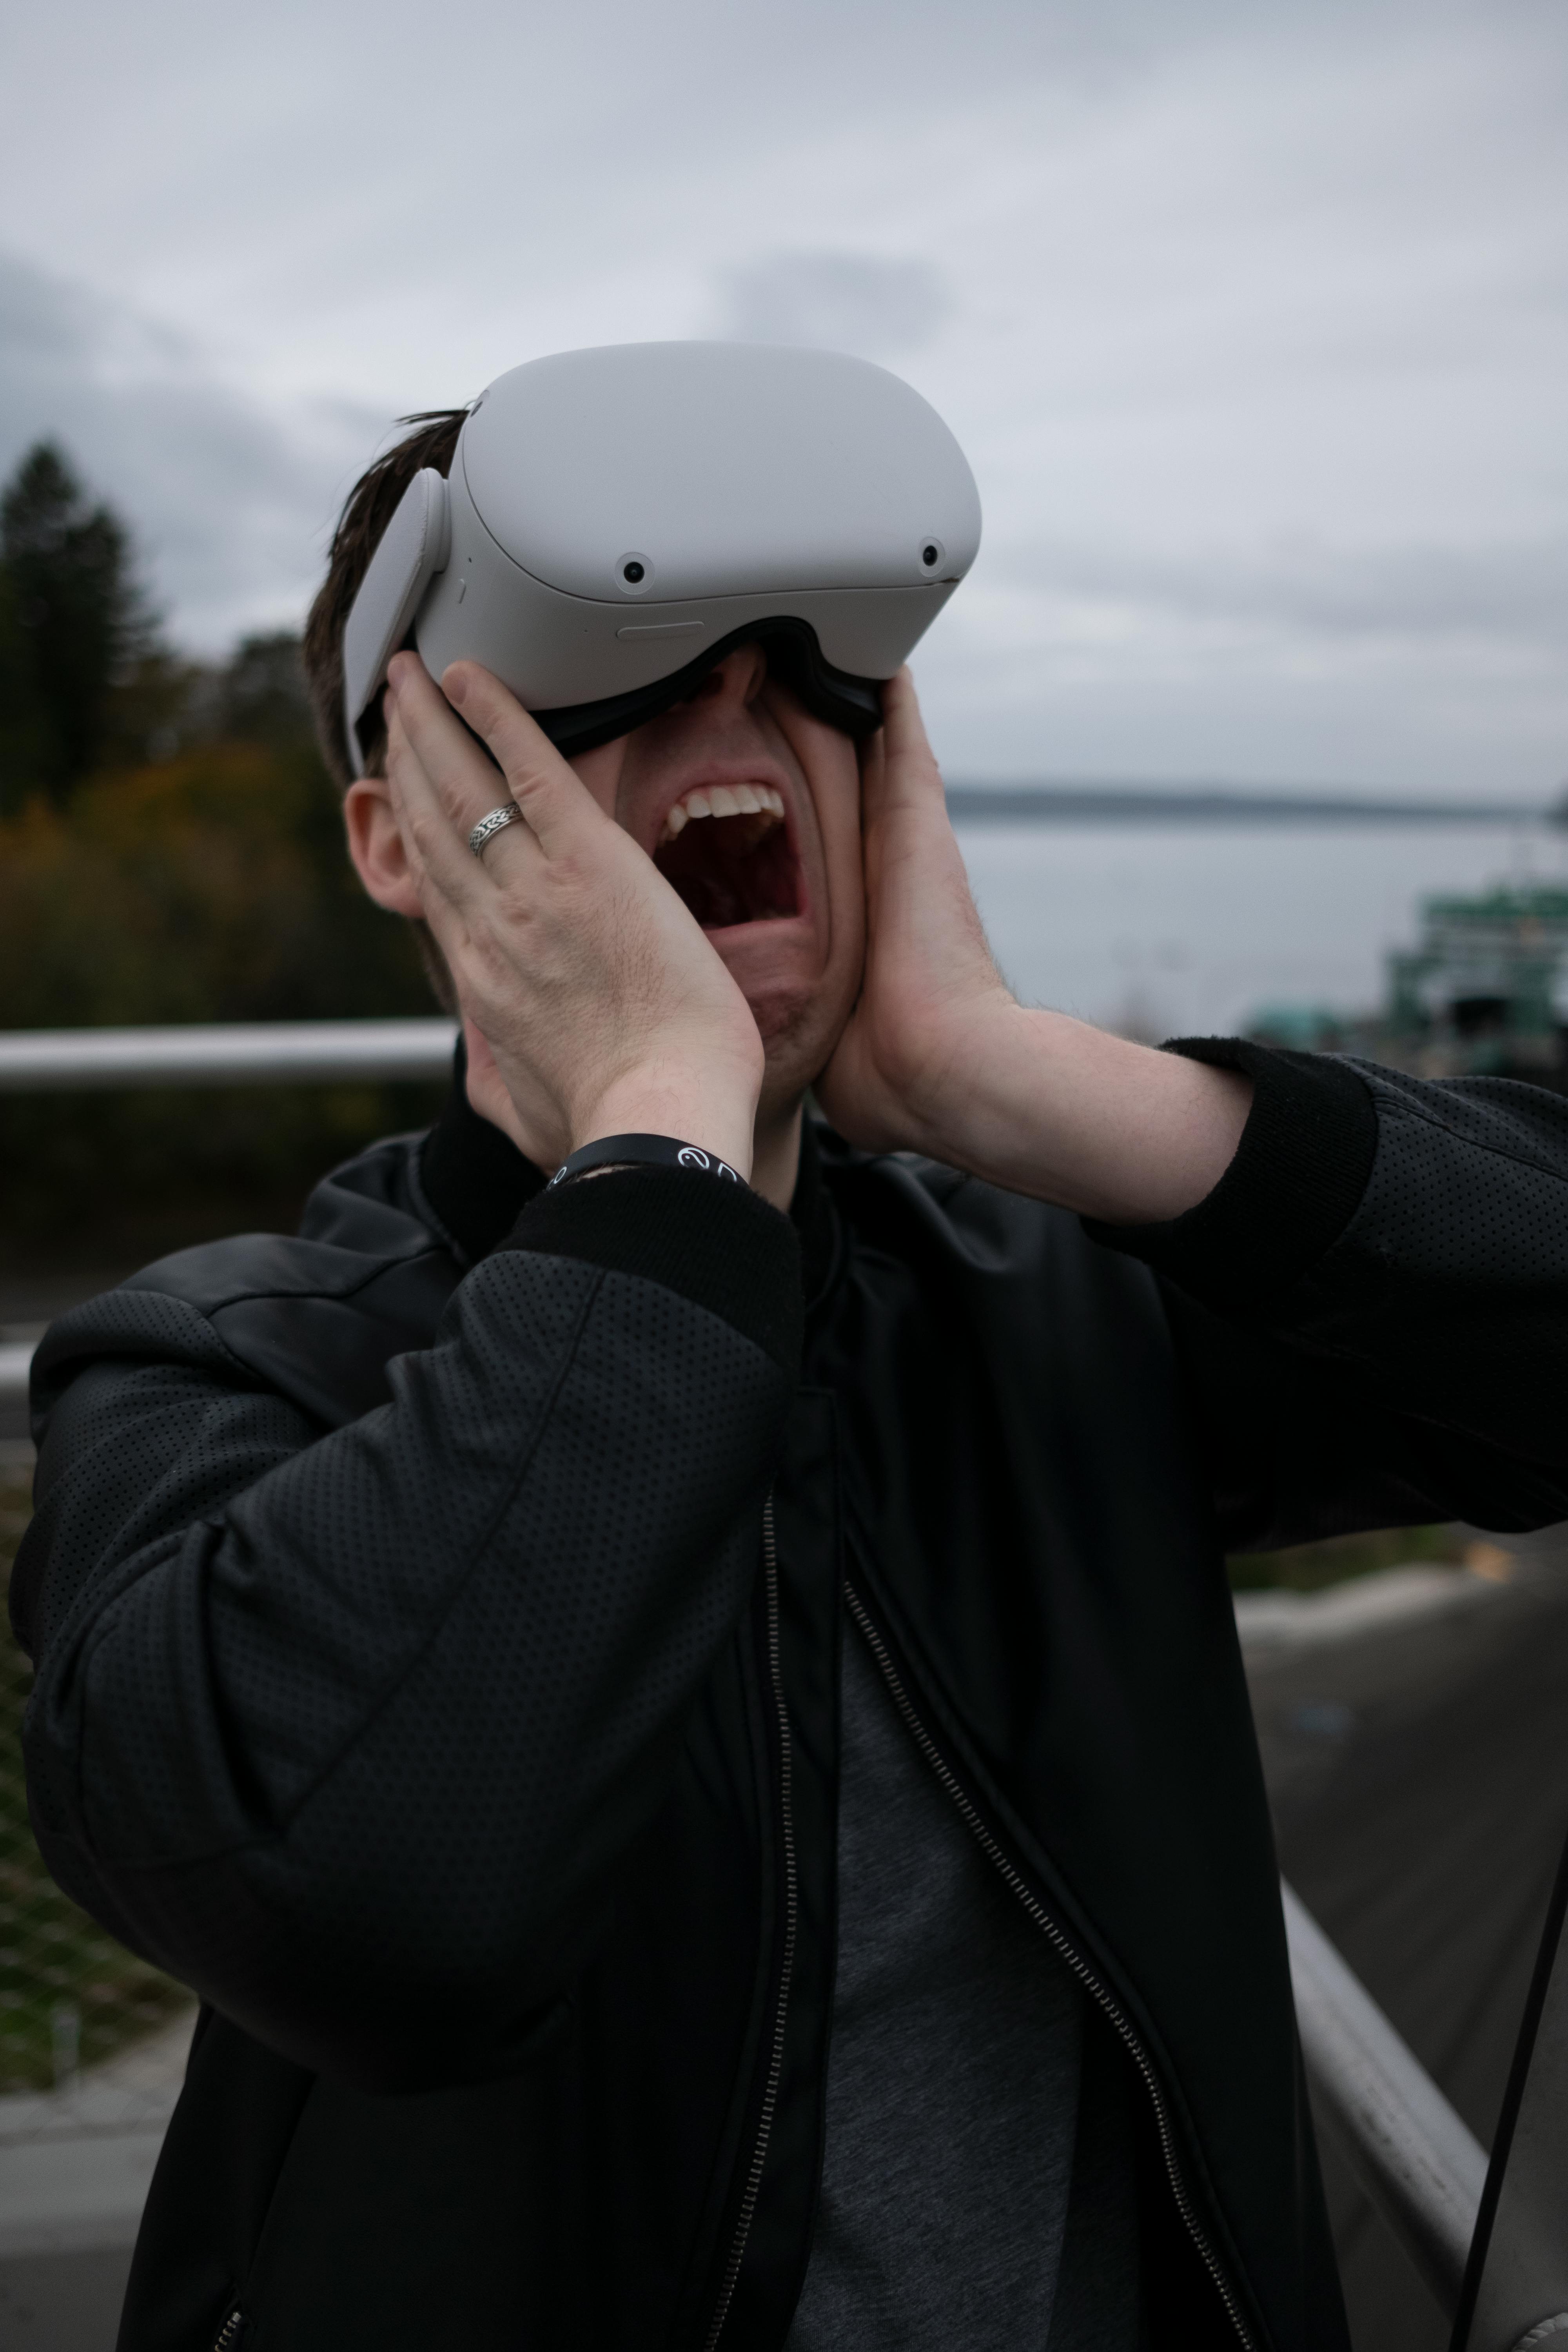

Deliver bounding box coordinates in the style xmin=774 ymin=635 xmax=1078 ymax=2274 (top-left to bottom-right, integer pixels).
xmin=1247 ymin=1554 xmax=1568 ymax=2352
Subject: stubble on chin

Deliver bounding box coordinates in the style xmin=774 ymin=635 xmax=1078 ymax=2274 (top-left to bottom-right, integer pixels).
xmin=749 ymin=973 xmax=859 ymax=1116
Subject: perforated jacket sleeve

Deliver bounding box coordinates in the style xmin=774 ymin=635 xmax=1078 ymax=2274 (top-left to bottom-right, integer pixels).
xmin=13 ymin=1167 xmax=801 ymax=2092
xmin=1089 ymin=1045 xmax=1568 ymax=1549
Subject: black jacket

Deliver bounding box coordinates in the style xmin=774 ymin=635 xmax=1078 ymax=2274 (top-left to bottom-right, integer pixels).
xmin=16 ymin=1043 xmax=1568 ymax=2352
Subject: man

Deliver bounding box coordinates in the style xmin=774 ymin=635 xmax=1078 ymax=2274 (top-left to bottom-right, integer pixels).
xmin=16 ymin=406 xmax=1568 ymax=2352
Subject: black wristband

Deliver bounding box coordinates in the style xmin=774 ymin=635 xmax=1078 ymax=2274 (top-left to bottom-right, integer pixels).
xmin=546 ymin=1133 xmax=746 ymax=1191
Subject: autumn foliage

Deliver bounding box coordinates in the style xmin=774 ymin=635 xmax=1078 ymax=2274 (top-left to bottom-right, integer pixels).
xmin=0 ymin=737 xmax=441 ymax=1241
xmin=0 ymin=439 xmax=445 ymax=1245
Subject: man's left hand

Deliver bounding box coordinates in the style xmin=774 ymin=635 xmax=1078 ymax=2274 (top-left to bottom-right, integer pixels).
xmin=815 ymin=670 xmax=1013 ymax=1161
xmin=817 ymin=671 xmax=1254 ymax=1224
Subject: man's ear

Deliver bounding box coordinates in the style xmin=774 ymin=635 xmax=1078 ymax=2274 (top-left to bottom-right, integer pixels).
xmin=344 ymin=776 xmax=424 ymax=918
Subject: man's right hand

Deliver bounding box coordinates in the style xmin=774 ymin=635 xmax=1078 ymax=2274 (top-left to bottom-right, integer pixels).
xmin=384 ymin=653 xmax=764 ymax=1179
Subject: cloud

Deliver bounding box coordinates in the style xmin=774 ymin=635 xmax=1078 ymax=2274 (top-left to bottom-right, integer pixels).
xmin=0 ymin=249 xmax=386 ymax=651
xmin=0 ymin=0 xmax=1564 ymax=789
xmin=983 ymin=532 xmax=1568 ymax=651
xmin=714 ymin=252 xmax=953 ymax=362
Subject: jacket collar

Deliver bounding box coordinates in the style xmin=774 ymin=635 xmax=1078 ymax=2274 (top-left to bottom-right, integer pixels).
xmin=418 ymin=1047 xmax=547 ymax=1263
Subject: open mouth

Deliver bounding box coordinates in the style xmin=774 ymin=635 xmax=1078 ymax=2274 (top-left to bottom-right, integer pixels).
xmin=653 ymin=782 xmax=802 ymax=930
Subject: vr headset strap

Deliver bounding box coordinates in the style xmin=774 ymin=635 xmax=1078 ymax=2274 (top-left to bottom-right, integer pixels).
xmin=342 ymin=468 xmax=451 ymax=776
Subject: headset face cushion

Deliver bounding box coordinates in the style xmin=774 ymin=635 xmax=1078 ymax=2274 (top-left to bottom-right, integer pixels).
xmin=531 ymin=619 xmax=885 ymax=758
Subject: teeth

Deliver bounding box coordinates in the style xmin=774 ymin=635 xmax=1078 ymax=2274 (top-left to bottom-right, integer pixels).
xmin=657 ymin=782 xmax=788 ymax=846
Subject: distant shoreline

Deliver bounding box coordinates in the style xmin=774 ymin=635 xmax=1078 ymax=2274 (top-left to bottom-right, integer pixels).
xmin=944 ymin=785 xmax=1550 ymax=826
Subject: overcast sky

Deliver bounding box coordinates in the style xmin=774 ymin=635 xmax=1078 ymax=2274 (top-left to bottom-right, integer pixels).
xmin=1 ymin=0 xmax=1563 ymax=794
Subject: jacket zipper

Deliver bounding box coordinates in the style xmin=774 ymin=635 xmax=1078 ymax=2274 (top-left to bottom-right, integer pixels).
xmin=702 ymin=1498 xmax=798 ymax=2352
xmin=843 ymin=1580 xmax=1259 ymax=2352
xmin=211 ymin=2309 xmax=244 ymax=2351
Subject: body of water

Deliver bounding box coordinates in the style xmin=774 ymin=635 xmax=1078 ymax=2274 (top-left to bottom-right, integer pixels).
xmin=953 ymin=818 xmax=1564 ymax=1041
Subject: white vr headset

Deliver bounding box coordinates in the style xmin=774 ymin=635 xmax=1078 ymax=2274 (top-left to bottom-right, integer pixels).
xmin=342 ymin=341 xmax=981 ymax=775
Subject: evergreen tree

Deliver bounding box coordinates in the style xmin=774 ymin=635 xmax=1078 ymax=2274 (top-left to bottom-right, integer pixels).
xmin=0 ymin=441 xmax=157 ymax=803
xmin=219 ymin=632 xmax=316 ymax=751
xmin=0 ymin=563 xmax=52 ymax=818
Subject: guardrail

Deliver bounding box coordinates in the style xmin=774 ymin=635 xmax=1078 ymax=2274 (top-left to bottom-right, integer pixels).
xmin=0 ymin=1022 xmax=457 ymax=1409
xmin=0 ymin=1018 xmax=457 ymax=1092
xmin=1283 ymin=1883 xmax=1488 ymax=2310
xmin=4 ymin=1020 xmax=1567 ymax=2343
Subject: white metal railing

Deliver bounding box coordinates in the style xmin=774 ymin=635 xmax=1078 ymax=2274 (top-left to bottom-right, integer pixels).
xmin=4 ymin=1019 xmax=1568 ymax=2343
xmin=0 ymin=1018 xmax=457 ymax=1092
xmin=1285 ymin=1880 xmax=1568 ymax=2348
xmin=1283 ymin=1882 xmax=1488 ymax=2308
xmin=0 ymin=1022 xmax=456 ymax=1406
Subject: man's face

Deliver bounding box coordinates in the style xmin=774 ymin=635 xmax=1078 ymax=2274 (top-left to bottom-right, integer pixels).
xmin=566 ymin=642 xmax=867 ymax=1113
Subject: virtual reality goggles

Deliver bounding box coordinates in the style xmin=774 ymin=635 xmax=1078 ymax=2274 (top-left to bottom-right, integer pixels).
xmin=343 ymin=341 xmax=981 ymax=775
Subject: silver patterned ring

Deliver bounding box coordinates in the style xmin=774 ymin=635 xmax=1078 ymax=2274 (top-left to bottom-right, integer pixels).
xmin=468 ymin=802 xmax=524 ymax=859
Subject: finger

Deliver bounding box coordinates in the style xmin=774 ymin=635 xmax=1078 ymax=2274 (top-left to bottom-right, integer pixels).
xmin=382 ymin=712 xmax=530 ymax=996
xmin=384 ymin=689 xmax=541 ymax=916
xmin=441 ymin=660 xmax=618 ymax=860
xmin=857 ymin=713 xmax=886 ymax=807
xmin=877 ymin=669 xmax=947 ymax=809
xmin=855 ymin=720 xmax=888 ymax=870
xmin=382 ymin=655 xmax=517 ymax=867
xmin=385 ymin=653 xmax=532 ymax=860
xmin=860 ymin=673 xmax=943 ymax=862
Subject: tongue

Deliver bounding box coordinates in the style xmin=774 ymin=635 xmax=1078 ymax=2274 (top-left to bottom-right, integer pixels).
xmin=670 ymin=867 xmax=750 ymax=928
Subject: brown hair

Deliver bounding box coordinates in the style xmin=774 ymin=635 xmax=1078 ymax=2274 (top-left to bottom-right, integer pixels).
xmin=302 ymin=408 xmax=469 ymax=792
xmin=303 ymin=409 xmax=470 ymax=1011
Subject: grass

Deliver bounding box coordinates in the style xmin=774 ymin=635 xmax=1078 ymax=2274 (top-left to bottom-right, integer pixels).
xmin=0 ymin=1466 xmax=188 ymax=2093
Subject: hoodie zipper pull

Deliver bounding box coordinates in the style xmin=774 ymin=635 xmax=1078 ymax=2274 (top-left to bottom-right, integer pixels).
xmin=212 ymin=2309 xmax=245 ymax=2351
